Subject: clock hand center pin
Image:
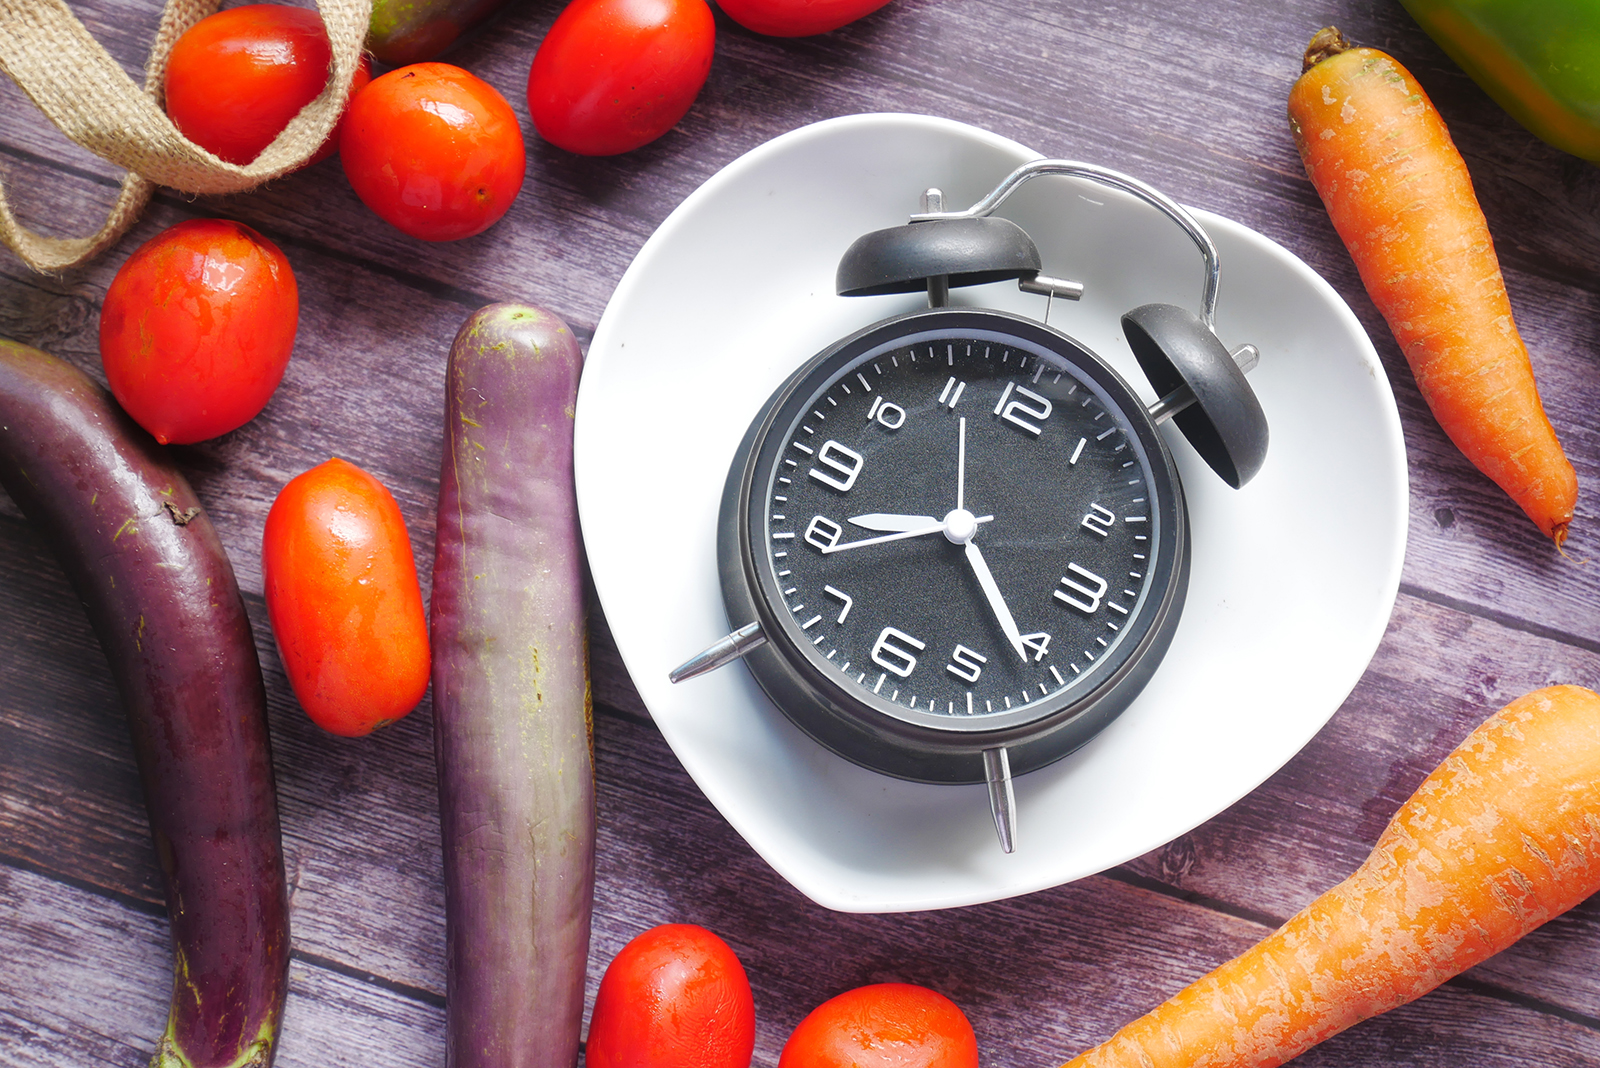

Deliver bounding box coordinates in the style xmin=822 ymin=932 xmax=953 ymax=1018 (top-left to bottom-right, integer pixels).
xmin=942 ymin=508 xmax=979 ymax=544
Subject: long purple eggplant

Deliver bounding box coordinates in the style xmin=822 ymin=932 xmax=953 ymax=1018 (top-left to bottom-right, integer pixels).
xmin=0 ymin=339 xmax=289 ymax=1068
xmin=430 ymin=304 xmax=595 ymax=1068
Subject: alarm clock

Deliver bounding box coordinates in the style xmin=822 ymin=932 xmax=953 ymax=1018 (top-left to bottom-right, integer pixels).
xmin=669 ymin=159 xmax=1268 ymax=853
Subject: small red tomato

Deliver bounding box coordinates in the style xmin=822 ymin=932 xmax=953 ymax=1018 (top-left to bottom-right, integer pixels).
xmin=99 ymin=218 xmax=297 ymax=445
xmin=165 ymin=3 xmax=372 ymax=166
xmin=340 ymin=63 xmax=526 ymax=241
xmin=263 ymin=458 xmax=431 ymax=737
xmin=586 ymin=924 xmax=756 ymax=1068
xmin=527 ymin=0 xmax=715 ymax=156
xmin=715 ymin=0 xmax=892 ymax=37
xmin=779 ymin=983 xmax=980 ymax=1068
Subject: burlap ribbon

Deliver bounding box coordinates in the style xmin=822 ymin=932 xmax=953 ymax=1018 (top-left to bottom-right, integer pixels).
xmin=0 ymin=0 xmax=373 ymax=273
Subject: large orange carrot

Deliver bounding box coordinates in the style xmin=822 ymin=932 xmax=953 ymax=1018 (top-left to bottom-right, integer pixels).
xmin=1288 ymin=27 xmax=1577 ymax=547
xmin=1063 ymin=684 xmax=1600 ymax=1068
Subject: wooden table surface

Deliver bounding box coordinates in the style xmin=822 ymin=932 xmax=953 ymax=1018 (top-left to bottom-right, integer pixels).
xmin=4 ymin=0 xmax=1600 ymax=1064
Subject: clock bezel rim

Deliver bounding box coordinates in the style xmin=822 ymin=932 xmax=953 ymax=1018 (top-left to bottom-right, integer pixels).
xmin=721 ymin=306 xmax=1187 ymax=781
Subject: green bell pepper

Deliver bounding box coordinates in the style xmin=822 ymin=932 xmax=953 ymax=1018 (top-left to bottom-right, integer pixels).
xmin=1399 ymin=0 xmax=1600 ymax=162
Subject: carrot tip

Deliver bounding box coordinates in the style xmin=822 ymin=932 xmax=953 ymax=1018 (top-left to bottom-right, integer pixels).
xmin=1551 ymin=520 xmax=1577 ymax=558
xmin=1303 ymin=26 xmax=1354 ymax=73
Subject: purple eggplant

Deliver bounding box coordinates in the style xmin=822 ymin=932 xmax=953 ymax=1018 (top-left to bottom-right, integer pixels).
xmin=430 ymin=304 xmax=594 ymax=1068
xmin=0 ymin=339 xmax=289 ymax=1068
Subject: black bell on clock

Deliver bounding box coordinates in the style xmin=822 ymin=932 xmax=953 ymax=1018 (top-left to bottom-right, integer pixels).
xmin=670 ymin=160 xmax=1268 ymax=854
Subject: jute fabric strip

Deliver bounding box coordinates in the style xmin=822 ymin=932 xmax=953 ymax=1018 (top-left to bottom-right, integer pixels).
xmin=0 ymin=0 xmax=373 ymax=272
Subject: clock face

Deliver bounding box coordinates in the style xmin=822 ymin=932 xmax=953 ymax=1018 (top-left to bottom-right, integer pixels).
xmin=730 ymin=308 xmax=1186 ymax=781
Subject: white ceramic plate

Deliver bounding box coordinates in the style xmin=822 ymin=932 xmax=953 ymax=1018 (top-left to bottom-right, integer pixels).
xmin=574 ymin=114 xmax=1405 ymax=914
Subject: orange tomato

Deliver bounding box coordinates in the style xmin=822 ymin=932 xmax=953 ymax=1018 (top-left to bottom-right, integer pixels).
xmin=164 ymin=3 xmax=372 ymax=167
xmin=526 ymin=0 xmax=716 ymax=156
xmin=779 ymin=983 xmax=980 ymax=1068
xmin=99 ymin=218 xmax=297 ymax=445
xmin=340 ymin=63 xmax=525 ymax=241
xmin=586 ymin=924 xmax=756 ymax=1068
xmin=715 ymin=0 xmax=892 ymax=37
xmin=262 ymin=458 xmax=430 ymax=736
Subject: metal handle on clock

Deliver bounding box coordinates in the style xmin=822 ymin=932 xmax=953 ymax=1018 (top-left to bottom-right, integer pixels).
xmin=910 ymin=158 xmax=1223 ymax=330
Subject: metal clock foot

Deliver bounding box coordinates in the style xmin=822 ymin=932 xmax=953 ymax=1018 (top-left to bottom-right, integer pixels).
xmin=669 ymin=622 xmax=767 ymax=683
xmin=984 ymin=747 xmax=1017 ymax=854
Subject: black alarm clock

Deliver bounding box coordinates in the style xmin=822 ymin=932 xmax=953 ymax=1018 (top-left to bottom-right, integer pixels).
xmin=670 ymin=160 xmax=1268 ymax=853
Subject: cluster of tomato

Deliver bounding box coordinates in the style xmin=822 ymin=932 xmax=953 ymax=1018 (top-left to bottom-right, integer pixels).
xmin=98 ymin=0 xmax=898 ymax=740
xmin=93 ymin=4 xmax=986 ymax=1060
xmin=166 ymin=3 xmax=517 ymax=242
xmin=99 ymin=212 xmax=427 ymax=737
xmin=96 ymin=212 xmax=422 ymax=738
xmin=591 ymin=923 xmax=980 ymax=1067
xmin=164 ymin=0 xmax=894 ymax=242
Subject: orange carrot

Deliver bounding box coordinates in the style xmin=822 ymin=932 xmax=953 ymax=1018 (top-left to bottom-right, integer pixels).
xmin=1288 ymin=27 xmax=1577 ymax=547
xmin=1063 ymin=684 xmax=1600 ymax=1068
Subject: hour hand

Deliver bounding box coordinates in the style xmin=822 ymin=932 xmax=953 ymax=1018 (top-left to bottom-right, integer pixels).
xmin=823 ymin=522 xmax=946 ymax=553
xmin=846 ymin=512 xmax=939 ymax=532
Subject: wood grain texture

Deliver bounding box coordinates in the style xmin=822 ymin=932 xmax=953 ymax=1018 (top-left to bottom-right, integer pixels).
xmin=3 ymin=0 xmax=1600 ymax=1065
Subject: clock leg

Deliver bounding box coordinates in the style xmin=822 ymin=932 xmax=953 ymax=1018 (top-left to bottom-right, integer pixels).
xmin=668 ymin=621 xmax=767 ymax=682
xmin=983 ymin=746 xmax=1017 ymax=853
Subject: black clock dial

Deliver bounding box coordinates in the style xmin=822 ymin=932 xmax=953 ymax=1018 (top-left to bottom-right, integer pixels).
xmin=724 ymin=307 xmax=1187 ymax=783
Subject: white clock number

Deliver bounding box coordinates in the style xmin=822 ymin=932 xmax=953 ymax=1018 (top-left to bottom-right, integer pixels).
xmin=809 ymin=440 xmax=865 ymax=492
xmin=866 ymin=395 xmax=907 ymax=430
xmin=1081 ymin=503 xmax=1115 ymax=539
xmin=803 ymin=515 xmax=843 ymax=552
xmin=871 ymin=627 xmax=926 ymax=678
xmin=1020 ymin=632 xmax=1052 ymax=662
xmin=1054 ymin=563 xmax=1108 ymax=614
xmin=946 ymin=644 xmax=988 ymax=683
xmin=938 ymin=376 xmax=967 ymax=410
xmin=823 ymin=585 xmax=854 ymax=623
xmin=993 ymin=382 xmax=1053 ymax=436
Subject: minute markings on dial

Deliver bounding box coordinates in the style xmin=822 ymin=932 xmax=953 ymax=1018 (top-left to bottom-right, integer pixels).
xmin=764 ymin=329 xmax=1161 ymax=718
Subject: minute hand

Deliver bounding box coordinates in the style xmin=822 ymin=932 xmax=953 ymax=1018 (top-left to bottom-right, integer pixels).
xmin=963 ymin=540 xmax=1029 ymax=661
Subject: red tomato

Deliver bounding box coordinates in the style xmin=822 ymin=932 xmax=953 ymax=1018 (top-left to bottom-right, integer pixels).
xmin=715 ymin=0 xmax=892 ymax=37
xmin=586 ymin=924 xmax=756 ymax=1068
xmin=779 ymin=983 xmax=980 ymax=1068
xmin=527 ymin=0 xmax=715 ymax=156
xmin=340 ymin=63 xmax=526 ymax=242
xmin=262 ymin=458 xmax=431 ymax=737
xmin=165 ymin=4 xmax=372 ymax=166
xmin=99 ymin=218 xmax=297 ymax=445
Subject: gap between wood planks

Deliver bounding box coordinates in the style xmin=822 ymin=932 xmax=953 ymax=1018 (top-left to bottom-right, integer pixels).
xmin=1398 ymin=582 xmax=1600 ymax=658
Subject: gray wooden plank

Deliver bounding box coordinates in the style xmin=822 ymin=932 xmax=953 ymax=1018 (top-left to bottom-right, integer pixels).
xmin=8 ymin=512 xmax=1600 ymax=1058
xmin=0 ymin=863 xmax=445 ymax=1068
xmin=7 ymin=826 xmax=1600 ymax=1068
xmin=3 ymin=0 xmax=1600 ymax=1064
xmin=5 ymin=0 xmax=1598 ymax=652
